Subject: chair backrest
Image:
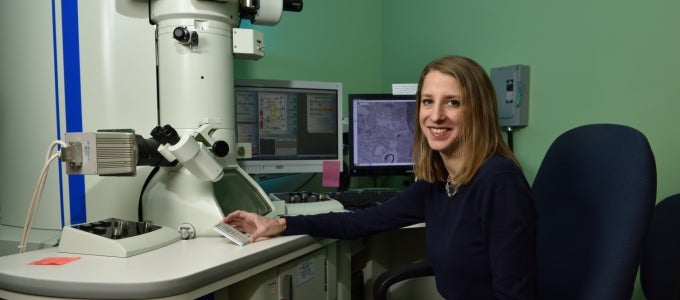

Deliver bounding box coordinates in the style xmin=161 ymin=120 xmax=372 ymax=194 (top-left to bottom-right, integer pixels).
xmin=640 ymin=193 xmax=680 ymax=300
xmin=532 ymin=123 xmax=656 ymax=300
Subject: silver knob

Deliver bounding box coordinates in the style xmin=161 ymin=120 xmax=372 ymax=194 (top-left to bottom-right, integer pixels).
xmin=178 ymin=223 xmax=196 ymax=240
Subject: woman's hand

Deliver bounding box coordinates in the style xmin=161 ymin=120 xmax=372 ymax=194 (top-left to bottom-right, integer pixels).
xmin=221 ymin=210 xmax=286 ymax=243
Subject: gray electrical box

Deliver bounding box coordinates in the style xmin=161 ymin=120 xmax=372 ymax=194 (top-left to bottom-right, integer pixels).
xmin=490 ymin=64 xmax=530 ymax=127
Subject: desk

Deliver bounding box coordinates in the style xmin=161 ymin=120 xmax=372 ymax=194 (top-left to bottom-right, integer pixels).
xmin=0 ymin=235 xmax=349 ymax=300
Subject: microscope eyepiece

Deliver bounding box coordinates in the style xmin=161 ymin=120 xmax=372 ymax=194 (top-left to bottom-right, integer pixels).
xmin=151 ymin=124 xmax=180 ymax=145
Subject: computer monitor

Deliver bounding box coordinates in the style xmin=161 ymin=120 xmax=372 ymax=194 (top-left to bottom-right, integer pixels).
xmin=348 ymin=93 xmax=417 ymax=176
xmin=234 ymin=79 xmax=343 ymax=174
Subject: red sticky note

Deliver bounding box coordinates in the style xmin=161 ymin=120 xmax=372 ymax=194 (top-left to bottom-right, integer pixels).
xmin=322 ymin=161 xmax=340 ymax=187
xmin=29 ymin=256 xmax=81 ymax=266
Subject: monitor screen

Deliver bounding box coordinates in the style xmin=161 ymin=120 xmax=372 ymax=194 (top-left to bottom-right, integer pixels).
xmin=234 ymin=79 xmax=343 ymax=174
xmin=348 ymin=93 xmax=417 ymax=176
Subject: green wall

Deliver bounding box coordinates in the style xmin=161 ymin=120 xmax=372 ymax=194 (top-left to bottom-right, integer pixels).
xmin=237 ymin=1 xmax=679 ymax=298
xmin=238 ymin=0 xmax=679 ymax=203
xmin=379 ymin=0 xmax=680 ymax=202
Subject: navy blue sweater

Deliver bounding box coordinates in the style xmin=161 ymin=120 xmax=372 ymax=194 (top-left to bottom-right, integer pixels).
xmin=283 ymin=155 xmax=536 ymax=300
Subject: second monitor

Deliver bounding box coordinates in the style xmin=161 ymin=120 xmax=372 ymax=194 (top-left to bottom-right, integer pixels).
xmin=348 ymin=93 xmax=417 ymax=177
xmin=235 ymin=79 xmax=343 ymax=175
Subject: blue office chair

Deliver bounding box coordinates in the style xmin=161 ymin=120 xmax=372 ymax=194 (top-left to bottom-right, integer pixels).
xmin=532 ymin=123 xmax=656 ymax=300
xmin=640 ymin=193 xmax=680 ymax=300
xmin=373 ymin=123 xmax=656 ymax=300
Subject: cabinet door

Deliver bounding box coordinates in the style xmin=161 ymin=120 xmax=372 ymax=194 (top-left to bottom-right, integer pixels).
xmin=278 ymin=248 xmax=328 ymax=300
xmin=224 ymin=268 xmax=279 ymax=300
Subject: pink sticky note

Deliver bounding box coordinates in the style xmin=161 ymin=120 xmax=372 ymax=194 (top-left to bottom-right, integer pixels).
xmin=322 ymin=160 xmax=341 ymax=187
xmin=29 ymin=256 xmax=81 ymax=266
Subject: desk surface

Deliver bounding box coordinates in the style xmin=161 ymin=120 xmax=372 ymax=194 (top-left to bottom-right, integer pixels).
xmin=0 ymin=235 xmax=332 ymax=299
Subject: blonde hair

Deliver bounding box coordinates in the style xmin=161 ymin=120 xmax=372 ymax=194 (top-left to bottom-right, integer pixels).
xmin=413 ymin=55 xmax=519 ymax=184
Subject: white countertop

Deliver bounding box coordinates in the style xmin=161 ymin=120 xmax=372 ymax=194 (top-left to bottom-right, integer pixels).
xmin=0 ymin=235 xmax=333 ymax=299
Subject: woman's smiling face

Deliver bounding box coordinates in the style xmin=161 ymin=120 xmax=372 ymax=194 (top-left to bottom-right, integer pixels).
xmin=418 ymin=70 xmax=464 ymax=156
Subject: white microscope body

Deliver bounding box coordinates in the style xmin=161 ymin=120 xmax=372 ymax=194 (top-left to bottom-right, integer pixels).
xmin=0 ymin=0 xmax=306 ymax=254
xmin=140 ymin=0 xmax=300 ymax=237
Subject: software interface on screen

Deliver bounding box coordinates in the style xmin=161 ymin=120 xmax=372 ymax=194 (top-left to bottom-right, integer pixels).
xmin=349 ymin=94 xmax=417 ymax=176
xmin=235 ymin=80 xmax=342 ymax=174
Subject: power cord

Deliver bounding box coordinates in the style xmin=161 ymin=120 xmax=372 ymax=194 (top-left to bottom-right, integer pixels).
xmin=505 ymin=126 xmax=514 ymax=152
xmin=18 ymin=140 xmax=68 ymax=253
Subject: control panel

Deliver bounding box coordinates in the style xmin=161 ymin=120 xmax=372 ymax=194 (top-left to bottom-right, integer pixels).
xmin=490 ymin=64 xmax=530 ymax=127
xmin=213 ymin=223 xmax=250 ymax=246
xmin=58 ymin=218 xmax=181 ymax=257
xmin=269 ymin=192 xmax=345 ymax=216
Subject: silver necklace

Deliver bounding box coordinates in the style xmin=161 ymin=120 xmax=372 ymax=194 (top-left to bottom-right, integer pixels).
xmin=445 ymin=176 xmax=459 ymax=198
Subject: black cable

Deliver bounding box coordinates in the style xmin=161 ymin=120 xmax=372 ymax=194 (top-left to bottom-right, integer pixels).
xmin=255 ymin=173 xmax=298 ymax=181
xmin=506 ymin=127 xmax=514 ymax=152
xmin=138 ymin=166 xmax=160 ymax=222
xmin=294 ymin=173 xmax=317 ymax=192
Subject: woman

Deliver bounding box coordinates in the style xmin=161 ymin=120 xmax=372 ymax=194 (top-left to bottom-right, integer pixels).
xmin=223 ymin=55 xmax=536 ymax=299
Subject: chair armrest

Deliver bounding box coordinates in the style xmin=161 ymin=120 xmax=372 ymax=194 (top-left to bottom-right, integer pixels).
xmin=372 ymin=261 xmax=434 ymax=300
